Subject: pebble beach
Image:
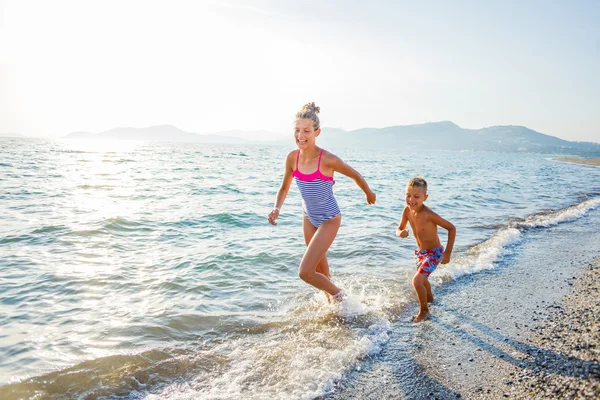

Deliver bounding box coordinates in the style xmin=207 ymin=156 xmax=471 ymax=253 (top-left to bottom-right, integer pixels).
xmin=509 ymin=260 xmax=600 ymax=398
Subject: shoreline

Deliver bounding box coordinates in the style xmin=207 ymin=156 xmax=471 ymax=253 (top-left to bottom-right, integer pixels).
xmin=324 ymin=206 xmax=600 ymax=399
xmin=554 ymin=157 xmax=600 ymax=167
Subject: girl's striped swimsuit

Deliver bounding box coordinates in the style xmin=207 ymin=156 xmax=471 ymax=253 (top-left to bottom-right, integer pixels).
xmin=293 ymin=149 xmax=341 ymax=228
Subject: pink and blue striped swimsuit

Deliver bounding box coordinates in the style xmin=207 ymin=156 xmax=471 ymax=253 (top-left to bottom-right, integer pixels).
xmin=293 ymin=149 xmax=341 ymax=228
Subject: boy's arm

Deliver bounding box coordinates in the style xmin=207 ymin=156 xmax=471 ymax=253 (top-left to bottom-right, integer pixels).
xmin=396 ymin=207 xmax=409 ymax=238
xmin=430 ymin=212 xmax=456 ymax=263
xmin=330 ymin=155 xmax=376 ymax=205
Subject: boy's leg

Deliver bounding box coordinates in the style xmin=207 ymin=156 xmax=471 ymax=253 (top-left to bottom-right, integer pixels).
xmin=412 ymin=273 xmax=430 ymax=322
xmin=424 ymin=278 xmax=434 ymax=302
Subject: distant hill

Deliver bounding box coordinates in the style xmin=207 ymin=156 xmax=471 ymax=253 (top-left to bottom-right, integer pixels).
xmin=318 ymin=122 xmax=600 ymax=156
xmin=213 ymin=129 xmax=287 ymax=142
xmin=65 ymin=125 xmax=248 ymax=144
xmin=61 ymin=122 xmax=599 ymax=155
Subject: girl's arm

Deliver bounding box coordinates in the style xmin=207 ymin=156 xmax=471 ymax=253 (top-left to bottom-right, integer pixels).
xmin=268 ymin=151 xmax=295 ymax=225
xmin=396 ymin=207 xmax=409 ymax=238
xmin=330 ymin=154 xmax=376 ymax=204
xmin=430 ymin=212 xmax=456 ymax=263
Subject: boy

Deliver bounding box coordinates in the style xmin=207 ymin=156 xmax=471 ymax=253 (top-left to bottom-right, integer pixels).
xmin=397 ymin=176 xmax=456 ymax=322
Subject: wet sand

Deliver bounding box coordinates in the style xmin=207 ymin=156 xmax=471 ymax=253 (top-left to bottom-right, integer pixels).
xmin=323 ymin=204 xmax=600 ymax=399
xmin=555 ymin=158 xmax=600 ymax=167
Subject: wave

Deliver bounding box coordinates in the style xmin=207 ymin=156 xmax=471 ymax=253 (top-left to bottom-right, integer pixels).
xmin=191 ymin=183 xmax=243 ymax=195
xmin=103 ymin=217 xmax=153 ymax=233
xmin=0 ymin=225 xmax=69 ymax=245
xmin=0 ymin=292 xmax=391 ymax=400
xmin=0 ymin=234 xmax=33 ymax=245
xmin=169 ymin=213 xmax=258 ymax=229
xmin=31 ymin=225 xmax=68 ymax=234
xmin=77 ymin=184 xmax=114 ymax=190
xmin=509 ymin=197 xmax=600 ymax=229
xmin=59 ymin=150 xmax=96 ymax=154
xmin=436 ymin=197 xmax=600 ymax=281
xmin=101 ymin=158 xmax=136 ymax=163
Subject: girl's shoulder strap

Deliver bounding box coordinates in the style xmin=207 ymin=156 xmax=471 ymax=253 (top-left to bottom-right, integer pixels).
xmin=295 ymin=149 xmax=300 ymax=170
xmin=317 ymin=148 xmax=324 ymax=169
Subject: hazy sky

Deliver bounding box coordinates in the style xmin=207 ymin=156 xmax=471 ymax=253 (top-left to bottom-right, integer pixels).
xmin=1 ymin=0 xmax=598 ymax=142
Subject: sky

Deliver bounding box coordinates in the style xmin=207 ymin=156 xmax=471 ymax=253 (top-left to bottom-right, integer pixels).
xmin=0 ymin=0 xmax=598 ymax=142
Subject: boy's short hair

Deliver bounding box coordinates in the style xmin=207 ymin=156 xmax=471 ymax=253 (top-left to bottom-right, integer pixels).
xmin=407 ymin=176 xmax=427 ymax=192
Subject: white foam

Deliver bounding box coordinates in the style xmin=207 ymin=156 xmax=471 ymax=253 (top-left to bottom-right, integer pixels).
xmin=435 ymin=197 xmax=600 ymax=283
xmin=436 ymin=227 xmax=521 ymax=281
xmin=511 ymin=197 xmax=600 ymax=229
xmin=143 ymin=282 xmax=393 ymax=400
xmin=336 ymin=292 xmax=367 ymax=320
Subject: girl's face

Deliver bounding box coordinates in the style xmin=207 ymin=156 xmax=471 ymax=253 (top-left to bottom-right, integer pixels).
xmin=294 ymin=118 xmax=320 ymax=149
xmin=405 ymin=185 xmax=428 ymax=210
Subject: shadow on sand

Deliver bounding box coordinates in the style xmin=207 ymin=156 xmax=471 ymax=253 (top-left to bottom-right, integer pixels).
xmin=430 ymin=304 xmax=599 ymax=379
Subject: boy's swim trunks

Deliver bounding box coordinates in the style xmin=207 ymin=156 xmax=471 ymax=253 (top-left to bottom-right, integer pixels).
xmin=414 ymin=246 xmax=444 ymax=277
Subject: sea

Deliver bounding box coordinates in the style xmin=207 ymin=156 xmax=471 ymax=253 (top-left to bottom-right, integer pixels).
xmin=1 ymin=137 xmax=599 ymax=399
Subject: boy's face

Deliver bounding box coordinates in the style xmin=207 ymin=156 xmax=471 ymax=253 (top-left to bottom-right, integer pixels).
xmin=405 ymin=185 xmax=428 ymax=210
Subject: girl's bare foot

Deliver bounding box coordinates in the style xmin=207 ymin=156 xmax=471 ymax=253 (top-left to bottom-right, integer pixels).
xmin=323 ymin=291 xmax=332 ymax=303
xmin=332 ymin=290 xmax=345 ymax=303
xmin=427 ymin=295 xmax=434 ymax=303
xmin=412 ymin=310 xmax=430 ymax=322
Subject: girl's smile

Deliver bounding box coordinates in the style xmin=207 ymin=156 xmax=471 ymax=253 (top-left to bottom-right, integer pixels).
xmin=294 ymin=118 xmax=320 ymax=148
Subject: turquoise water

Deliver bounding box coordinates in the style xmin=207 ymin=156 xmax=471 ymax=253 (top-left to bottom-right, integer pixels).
xmin=1 ymin=137 xmax=599 ymax=399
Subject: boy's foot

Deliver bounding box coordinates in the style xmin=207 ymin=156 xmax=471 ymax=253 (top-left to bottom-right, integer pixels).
xmin=323 ymin=291 xmax=332 ymax=304
xmin=412 ymin=310 xmax=430 ymax=323
xmin=427 ymin=296 xmax=435 ymax=303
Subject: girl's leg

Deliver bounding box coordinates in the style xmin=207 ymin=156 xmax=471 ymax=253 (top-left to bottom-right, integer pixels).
xmin=411 ymin=273 xmax=430 ymax=322
xmin=298 ymin=215 xmax=342 ymax=295
xmin=302 ymin=216 xmax=331 ymax=278
xmin=303 ymin=216 xmax=332 ymax=301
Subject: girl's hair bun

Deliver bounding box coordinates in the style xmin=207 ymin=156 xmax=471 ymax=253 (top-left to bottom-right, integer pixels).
xmin=295 ymin=102 xmax=321 ymax=130
xmin=302 ymin=102 xmax=320 ymax=114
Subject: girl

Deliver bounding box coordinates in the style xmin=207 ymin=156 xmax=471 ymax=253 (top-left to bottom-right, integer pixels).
xmin=267 ymin=102 xmax=376 ymax=301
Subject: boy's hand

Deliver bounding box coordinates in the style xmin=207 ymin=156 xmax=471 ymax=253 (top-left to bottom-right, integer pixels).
xmin=397 ymin=229 xmax=409 ymax=238
xmin=366 ymin=190 xmax=376 ymax=205
xmin=441 ymin=251 xmax=451 ymax=264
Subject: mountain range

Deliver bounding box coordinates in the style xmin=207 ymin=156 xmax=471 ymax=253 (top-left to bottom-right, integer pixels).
xmin=319 ymin=122 xmax=600 ymax=156
xmin=5 ymin=122 xmax=598 ymax=156
xmin=65 ymin=125 xmax=248 ymax=144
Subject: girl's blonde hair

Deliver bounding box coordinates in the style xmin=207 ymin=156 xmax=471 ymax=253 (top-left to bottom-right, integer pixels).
xmin=407 ymin=176 xmax=428 ymax=192
xmin=295 ymin=102 xmax=321 ymax=130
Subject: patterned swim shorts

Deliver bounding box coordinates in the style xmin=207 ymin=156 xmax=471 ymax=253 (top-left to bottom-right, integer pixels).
xmin=414 ymin=246 xmax=444 ymax=277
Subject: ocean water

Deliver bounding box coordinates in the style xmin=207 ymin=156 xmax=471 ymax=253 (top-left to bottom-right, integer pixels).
xmin=1 ymin=137 xmax=599 ymax=399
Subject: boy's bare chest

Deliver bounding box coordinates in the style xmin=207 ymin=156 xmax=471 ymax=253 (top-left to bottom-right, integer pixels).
xmin=408 ymin=214 xmax=434 ymax=234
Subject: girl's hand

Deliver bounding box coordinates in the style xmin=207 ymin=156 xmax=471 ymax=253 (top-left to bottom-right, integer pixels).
xmin=267 ymin=208 xmax=279 ymax=225
xmin=366 ymin=190 xmax=376 ymax=205
xmin=441 ymin=251 xmax=451 ymax=264
xmin=397 ymin=229 xmax=409 ymax=238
